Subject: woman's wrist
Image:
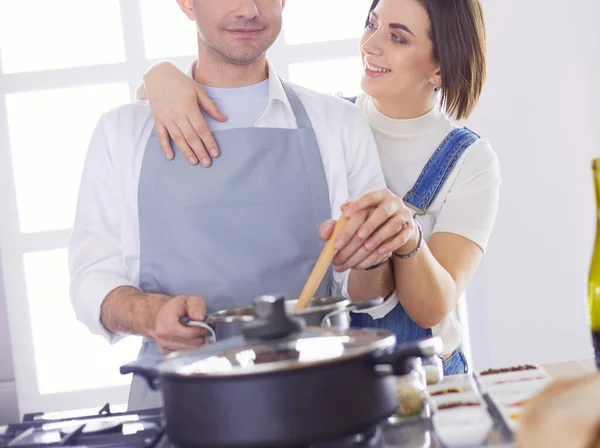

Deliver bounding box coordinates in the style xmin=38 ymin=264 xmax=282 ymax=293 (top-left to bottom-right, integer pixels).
xmin=365 ymin=255 xmax=392 ymax=271
xmin=393 ymin=219 xmax=423 ymax=259
xmin=143 ymin=61 xmax=181 ymax=91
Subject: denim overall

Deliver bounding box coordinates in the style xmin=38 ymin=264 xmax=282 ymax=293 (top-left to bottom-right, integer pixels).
xmin=344 ymin=96 xmax=478 ymax=375
xmin=128 ymin=81 xmax=333 ymax=410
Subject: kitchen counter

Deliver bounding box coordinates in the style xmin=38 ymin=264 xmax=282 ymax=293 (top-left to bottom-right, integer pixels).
xmin=380 ymin=359 xmax=598 ymax=448
xmin=541 ymin=358 xmax=596 ymax=379
xmin=1 ymin=360 xmax=595 ymax=447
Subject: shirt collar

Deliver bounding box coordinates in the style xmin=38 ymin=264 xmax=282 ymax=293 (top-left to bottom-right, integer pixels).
xmin=188 ymin=59 xmax=296 ymax=125
xmin=264 ymin=60 xmax=295 ymax=122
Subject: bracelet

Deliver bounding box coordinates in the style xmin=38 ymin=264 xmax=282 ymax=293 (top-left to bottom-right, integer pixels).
xmin=393 ymin=219 xmax=423 ymax=259
xmin=365 ymin=258 xmax=389 ymax=271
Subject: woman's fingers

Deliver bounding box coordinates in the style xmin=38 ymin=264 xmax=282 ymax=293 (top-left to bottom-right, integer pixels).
xmin=379 ymin=223 xmax=417 ymax=255
xmin=343 ymin=190 xmax=387 ymax=217
xmin=169 ymin=122 xmax=200 ymax=165
xmin=355 ymin=251 xmax=391 ymax=271
xmin=156 ymin=123 xmax=175 ymax=161
xmin=195 ymin=87 xmax=226 ymax=158
xmin=196 ymin=87 xmax=227 ymax=123
xmin=333 ymin=211 xmax=371 ymax=267
xmin=343 ymin=245 xmax=390 ymax=271
xmin=177 ymin=118 xmax=212 ymax=167
xmin=189 ymin=112 xmax=220 ymax=159
xmin=363 ymin=214 xmax=409 ymax=252
xmin=355 ymin=201 xmax=400 ymax=243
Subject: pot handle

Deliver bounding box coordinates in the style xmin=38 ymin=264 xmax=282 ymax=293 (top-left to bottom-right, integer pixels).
xmin=374 ymin=336 xmax=444 ymax=375
xmin=120 ymin=361 xmax=161 ymax=390
xmin=179 ymin=317 xmax=217 ymax=344
xmin=320 ymin=296 xmax=385 ymax=327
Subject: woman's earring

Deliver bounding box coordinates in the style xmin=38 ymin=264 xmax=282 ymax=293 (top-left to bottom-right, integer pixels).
xmin=433 ymin=86 xmax=439 ymax=92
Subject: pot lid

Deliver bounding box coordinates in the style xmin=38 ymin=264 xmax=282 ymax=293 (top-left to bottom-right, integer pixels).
xmin=157 ymin=296 xmax=396 ymax=377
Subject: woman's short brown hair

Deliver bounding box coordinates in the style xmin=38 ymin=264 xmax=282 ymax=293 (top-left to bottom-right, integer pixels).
xmin=367 ymin=0 xmax=487 ymax=120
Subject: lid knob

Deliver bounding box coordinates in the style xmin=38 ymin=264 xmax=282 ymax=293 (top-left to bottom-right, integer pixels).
xmin=242 ymin=295 xmax=305 ymax=340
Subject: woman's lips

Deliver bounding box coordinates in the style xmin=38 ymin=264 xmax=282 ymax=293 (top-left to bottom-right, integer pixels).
xmin=364 ymin=61 xmax=392 ymax=78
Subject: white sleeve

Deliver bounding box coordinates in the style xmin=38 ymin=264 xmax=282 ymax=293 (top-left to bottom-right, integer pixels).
xmin=335 ymin=105 xmax=390 ymax=307
xmin=343 ymin=105 xmax=388 ymax=200
xmin=68 ymin=115 xmax=135 ymax=344
xmin=433 ymin=138 xmax=502 ymax=251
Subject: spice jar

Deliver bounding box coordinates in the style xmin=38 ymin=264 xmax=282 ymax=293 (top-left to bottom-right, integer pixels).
xmin=410 ymin=357 xmax=427 ymax=387
xmin=394 ymin=357 xmax=426 ymax=418
xmin=422 ymin=356 xmax=444 ymax=385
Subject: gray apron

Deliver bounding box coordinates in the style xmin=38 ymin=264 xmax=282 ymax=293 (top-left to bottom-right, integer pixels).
xmin=128 ymin=81 xmax=333 ymax=410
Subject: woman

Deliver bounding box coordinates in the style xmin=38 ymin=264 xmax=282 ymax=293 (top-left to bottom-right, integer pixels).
xmin=137 ymin=0 xmax=501 ymax=375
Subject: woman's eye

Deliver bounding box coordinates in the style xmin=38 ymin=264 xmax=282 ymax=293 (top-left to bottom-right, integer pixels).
xmin=367 ymin=21 xmax=377 ymax=29
xmin=392 ymin=34 xmax=406 ymax=44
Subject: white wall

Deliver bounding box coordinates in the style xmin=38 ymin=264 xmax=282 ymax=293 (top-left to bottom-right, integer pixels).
xmin=464 ymin=0 xmax=600 ymax=369
xmin=0 ymin=256 xmax=18 ymax=424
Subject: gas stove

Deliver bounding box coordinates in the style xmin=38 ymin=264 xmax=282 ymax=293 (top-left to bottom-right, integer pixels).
xmin=0 ymin=404 xmax=384 ymax=448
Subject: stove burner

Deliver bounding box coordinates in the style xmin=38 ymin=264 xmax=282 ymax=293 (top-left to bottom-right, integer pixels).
xmin=0 ymin=404 xmax=383 ymax=448
xmin=314 ymin=425 xmax=382 ymax=448
xmin=59 ymin=420 xmax=123 ymax=435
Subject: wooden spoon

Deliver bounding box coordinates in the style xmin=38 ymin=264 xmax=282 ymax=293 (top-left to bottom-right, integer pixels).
xmin=294 ymin=216 xmax=349 ymax=312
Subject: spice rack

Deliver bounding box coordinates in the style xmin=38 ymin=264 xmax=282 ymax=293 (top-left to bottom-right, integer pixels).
xmin=418 ymin=364 xmax=552 ymax=447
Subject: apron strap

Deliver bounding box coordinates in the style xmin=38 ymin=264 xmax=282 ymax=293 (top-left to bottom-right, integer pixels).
xmin=280 ymin=80 xmax=314 ymax=130
xmin=279 ymin=80 xmax=331 ymax=220
xmin=404 ymin=128 xmax=480 ymax=216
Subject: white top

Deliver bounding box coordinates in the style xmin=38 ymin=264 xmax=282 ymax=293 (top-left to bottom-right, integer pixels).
xmin=353 ymin=94 xmax=501 ymax=355
xmin=199 ymin=79 xmax=269 ymax=130
xmin=68 ymin=62 xmax=387 ymax=344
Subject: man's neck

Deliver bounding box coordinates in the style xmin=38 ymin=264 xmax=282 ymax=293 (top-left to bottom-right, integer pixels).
xmin=194 ymin=47 xmax=269 ymax=88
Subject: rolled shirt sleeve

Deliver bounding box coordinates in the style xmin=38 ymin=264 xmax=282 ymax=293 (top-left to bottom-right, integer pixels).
xmin=335 ymin=103 xmax=392 ymax=309
xmin=68 ymin=115 xmax=135 ymax=344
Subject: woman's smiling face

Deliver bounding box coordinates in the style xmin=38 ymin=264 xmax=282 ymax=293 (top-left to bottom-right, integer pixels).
xmin=360 ymin=0 xmax=439 ymax=104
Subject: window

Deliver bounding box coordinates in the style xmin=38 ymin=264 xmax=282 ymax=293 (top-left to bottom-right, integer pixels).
xmin=283 ymin=0 xmax=367 ymax=45
xmin=0 ymin=0 xmax=126 ymax=74
xmin=139 ymin=0 xmax=197 ymax=59
xmin=289 ymin=58 xmax=363 ymax=97
xmin=6 ymin=84 xmax=130 ymax=233
xmin=0 ymin=0 xmax=367 ymax=415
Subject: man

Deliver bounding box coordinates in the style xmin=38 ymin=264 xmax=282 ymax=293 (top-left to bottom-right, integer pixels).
xmin=69 ymin=0 xmax=410 ymax=411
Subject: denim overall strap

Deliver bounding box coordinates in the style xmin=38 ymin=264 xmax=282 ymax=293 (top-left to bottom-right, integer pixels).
xmin=350 ymin=122 xmax=478 ymax=376
xmin=403 ymin=127 xmax=480 ymax=215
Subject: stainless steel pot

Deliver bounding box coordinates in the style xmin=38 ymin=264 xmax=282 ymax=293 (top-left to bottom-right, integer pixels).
xmin=122 ymin=295 xmax=443 ymax=448
xmin=181 ymin=295 xmax=384 ymax=342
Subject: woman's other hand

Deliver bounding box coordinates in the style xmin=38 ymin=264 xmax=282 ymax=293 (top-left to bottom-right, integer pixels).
xmin=143 ymin=62 xmax=227 ymax=166
xmin=332 ymin=189 xmax=418 ymax=271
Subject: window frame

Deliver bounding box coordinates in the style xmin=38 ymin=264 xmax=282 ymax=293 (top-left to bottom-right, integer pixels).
xmin=0 ymin=0 xmax=362 ymax=416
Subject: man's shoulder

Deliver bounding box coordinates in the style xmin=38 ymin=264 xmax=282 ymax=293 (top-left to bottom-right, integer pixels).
xmin=96 ymin=100 xmax=156 ymax=150
xmin=99 ymin=100 xmax=153 ymax=131
xmin=91 ymin=100 xmax=155 ymax=165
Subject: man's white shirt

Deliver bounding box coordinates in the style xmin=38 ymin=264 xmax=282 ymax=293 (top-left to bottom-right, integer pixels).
xmin=69 ymin=61 xmax=387 ymax=343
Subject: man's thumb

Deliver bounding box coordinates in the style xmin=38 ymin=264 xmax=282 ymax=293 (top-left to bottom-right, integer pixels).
xmin=319 ymin=220 xmax=336 ymax=241
xmin=186 ymin=296 xmax=207 ymax=321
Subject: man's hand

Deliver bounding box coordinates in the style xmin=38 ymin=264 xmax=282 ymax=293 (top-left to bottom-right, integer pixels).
xmin=150 ymin=295 xmax=208 ymax=355
xmin=321 ymin=189 xmax=417 ymax=271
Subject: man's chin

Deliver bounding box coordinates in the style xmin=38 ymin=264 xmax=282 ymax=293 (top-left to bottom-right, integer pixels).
xmin=224 ymin=48 xmax=269 ymax=65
